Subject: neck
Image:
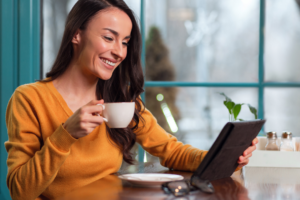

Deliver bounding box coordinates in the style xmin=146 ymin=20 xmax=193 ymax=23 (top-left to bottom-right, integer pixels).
xmin=53 ymin=60 xmax=99 ymax=101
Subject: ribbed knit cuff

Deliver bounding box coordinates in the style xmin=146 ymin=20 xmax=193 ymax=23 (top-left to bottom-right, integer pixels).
xmin=191 ymin=150 xmax=208 ymax=172
xmin=49 ymin=123 xmax=77 ymax=153
xmin=235 ymin=166 xmax=242 ymax=171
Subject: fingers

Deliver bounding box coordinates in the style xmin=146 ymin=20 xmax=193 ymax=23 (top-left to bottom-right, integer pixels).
xmin=83 ymin=121 xmax=105 ymax=129
xmin=87 ymin=99 xmax=104 ymax=106
xmin=88 ymin=115 xmax=107 ymax=124
xmin=243 ymin=145 xmax=256 ymax=157
xmin=84 ymin=105 xmax=104 ymax=115
xmin=237 ymin=159 xmax=249 ymax=168
xmin=65 ymin=99 xmax=106 ymax=139
xmin=79 ymin=100 xmax=106 ymax=126
xmin=238 ymin=152 xmax=252 ymax=163
xmin=252 ymin=137 xmax=259 ymax=146
xmin=78 ymin=118 xmax=106 ymax=133
xmin=238 ymin=157 xmax=249 ymax=166
xmin=79 ymin=112 xmax=106 ymax=124
xmin=236 ymin=138 xmax=259 ymax=167
xmin=241 ymin=138 xmax=258 ymax=159
xmin=81 ymin=101 xmax=105 ymax=115
xmin=239 ymin=145 xmax=255 ymax=163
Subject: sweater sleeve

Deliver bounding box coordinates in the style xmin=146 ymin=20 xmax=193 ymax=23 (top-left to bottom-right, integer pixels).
xmin=134 ymin=107 xmax=208 ymax=172
xmin=5 ymin=89 xmax=77 ymax=200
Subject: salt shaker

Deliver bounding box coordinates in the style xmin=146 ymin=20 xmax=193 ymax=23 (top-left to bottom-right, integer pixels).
xmin=280 ymin=131 xmax=294 ymax=152
xmin=265 ymin=131 xmax=280 ymax=151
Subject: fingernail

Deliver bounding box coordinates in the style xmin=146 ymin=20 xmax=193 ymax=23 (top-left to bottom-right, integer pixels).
xmin=97 ymin=104 xmax=105 ymax=110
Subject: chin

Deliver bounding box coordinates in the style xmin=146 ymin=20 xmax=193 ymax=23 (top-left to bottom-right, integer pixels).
xmin=100 ymin=76 xmax=112 ymax=80
xmin=98 ymin=72 xmax=114 ymax=80
xmin=95 ymin=67 xmax=117 ymax=80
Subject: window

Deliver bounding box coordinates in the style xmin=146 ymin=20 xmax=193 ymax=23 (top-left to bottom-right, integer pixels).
xmin=142 ymin=0 xmax=300 ymax=161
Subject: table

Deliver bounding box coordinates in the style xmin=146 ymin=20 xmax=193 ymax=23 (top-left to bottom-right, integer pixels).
xmin=57 ymin=162 xmax=300 ymax=200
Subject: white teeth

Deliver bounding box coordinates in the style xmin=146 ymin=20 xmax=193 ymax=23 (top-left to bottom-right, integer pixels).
xmin=101 ymin=58 xmax=116 ymax=67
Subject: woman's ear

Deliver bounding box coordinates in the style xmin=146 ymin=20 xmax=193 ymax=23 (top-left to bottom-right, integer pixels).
xmin=72 ymin=29 xmax=82 ymax=44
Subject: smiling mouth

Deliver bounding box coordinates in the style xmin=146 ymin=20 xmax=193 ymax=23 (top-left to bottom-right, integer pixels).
xmin=100 ymin=58 xmax=116 ymax=67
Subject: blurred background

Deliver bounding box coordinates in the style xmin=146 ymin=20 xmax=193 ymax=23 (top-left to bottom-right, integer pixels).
xmin=1 ymin=0 xmax=300 ymax=199
xmin=42 ymin=0 xmax=300 ymax=163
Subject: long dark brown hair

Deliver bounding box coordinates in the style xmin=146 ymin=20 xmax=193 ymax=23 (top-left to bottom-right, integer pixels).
xmin=43 ymin=0 xmax=145 ymax=164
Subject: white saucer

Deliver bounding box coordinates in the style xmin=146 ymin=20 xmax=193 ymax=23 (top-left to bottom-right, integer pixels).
xmin=118 ymin=173 xmax=184 ymax=188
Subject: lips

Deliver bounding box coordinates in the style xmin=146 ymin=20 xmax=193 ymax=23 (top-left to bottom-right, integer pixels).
xmin=100 ymin=57 xmax=117 ymax=70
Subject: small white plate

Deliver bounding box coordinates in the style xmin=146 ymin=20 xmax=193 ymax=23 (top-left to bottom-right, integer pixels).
xmin=118 ymin=173 xmax=184 ymax=188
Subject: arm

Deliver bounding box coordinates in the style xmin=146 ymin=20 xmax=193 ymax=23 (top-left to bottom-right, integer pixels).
xmin=134 ymin=108 xmax=207 ymax=172
xmin=5 ymin=89 xmax=77 ymax=200
xmin=134 ymin=106 xmax=257 ymax=172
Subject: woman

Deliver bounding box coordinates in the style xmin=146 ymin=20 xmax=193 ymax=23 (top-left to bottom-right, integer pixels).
xmin=5 ymin=0 xmax=257 ymax=199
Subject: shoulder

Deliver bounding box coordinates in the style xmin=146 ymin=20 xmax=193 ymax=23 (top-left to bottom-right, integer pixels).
xmin=6 ymin=81 xmax=51 ymax=120
xmin=15 ymin=81 xmax=48 ymax=95
xmin=13 ymin=81 xmax=50 ymax=102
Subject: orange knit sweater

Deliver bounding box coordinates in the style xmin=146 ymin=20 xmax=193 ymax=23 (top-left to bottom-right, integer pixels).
xmin=5 ymin=80 xmax=208 ymax=200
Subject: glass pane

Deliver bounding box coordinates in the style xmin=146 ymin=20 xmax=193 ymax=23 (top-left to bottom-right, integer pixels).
xmin=265 ymin=88 xmax=300 ymax=136
xmin=265 ymin=0 xmax=300 ymax=82
xmin=43 ymin=0 xmax=140 ymax=78
xmin=43 ymin=0 xmax=76 ymax=77
xmin=145 ymin=0 xmax=259 ymax=82
xmin=144 ymin=87 xmax=258 ymax=162
xmin=123 ymin=0 xmax=141 ymax=19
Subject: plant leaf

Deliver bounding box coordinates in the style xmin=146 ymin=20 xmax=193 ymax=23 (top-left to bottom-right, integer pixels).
xmin=233 ymin=104 xmax=242 ymax=120
xmin=219 ymin=92 xmax=232 ymax=102
xmin=238 ymin=119 xmax=244 ymax=121
xmin=224 ymin=101 xmax=235 ymax=114
xmin=248 ymin=104 xmax=258 ymax=119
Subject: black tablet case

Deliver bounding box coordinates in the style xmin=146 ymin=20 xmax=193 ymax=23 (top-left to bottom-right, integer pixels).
xmin=192 ymin=120 xmax=266 ymax=181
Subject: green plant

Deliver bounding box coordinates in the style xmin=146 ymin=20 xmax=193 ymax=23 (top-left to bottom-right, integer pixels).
xmin=220 ymin=93 xmax=258 ymax=121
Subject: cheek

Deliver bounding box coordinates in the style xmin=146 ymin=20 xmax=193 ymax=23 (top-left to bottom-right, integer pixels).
xmin=122 ymin=49 xmax=128 ymax=60
xmin=86 ymin=39 xmax=107 ymax=55
xmin=95 ymin=42 xmax=108 ymax=53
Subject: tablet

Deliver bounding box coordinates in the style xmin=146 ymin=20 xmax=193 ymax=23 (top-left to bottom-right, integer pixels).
xmin=192 ymin=120 xmax=266 ymax=181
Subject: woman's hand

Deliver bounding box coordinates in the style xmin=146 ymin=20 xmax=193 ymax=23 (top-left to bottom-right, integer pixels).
xmin=237 ymin=137 xmax=258 ymax=168
xmin=63 ymin=100 xmax=106 ymax=139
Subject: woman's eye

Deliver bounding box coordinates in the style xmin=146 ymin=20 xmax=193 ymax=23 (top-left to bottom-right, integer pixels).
xmin=122 ymin=42 xmax=129 ymax=47
xmin=104 ymin=36 xmax=113 ymax=41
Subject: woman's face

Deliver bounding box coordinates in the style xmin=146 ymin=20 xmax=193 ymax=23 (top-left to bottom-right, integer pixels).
xmin=73 ymin=8 xmax=132 ymax=80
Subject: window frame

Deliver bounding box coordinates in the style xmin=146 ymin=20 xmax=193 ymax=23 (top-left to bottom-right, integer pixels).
xmin=0 ymin=0 xmax=40 ymax=199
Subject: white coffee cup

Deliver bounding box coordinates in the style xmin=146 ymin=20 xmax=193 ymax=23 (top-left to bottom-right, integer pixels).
xmin=99 ymin=102 xmax=135 ymax=128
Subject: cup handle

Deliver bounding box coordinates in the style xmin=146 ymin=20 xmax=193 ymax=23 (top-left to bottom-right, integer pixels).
xmin=96 ymin=104 xmax=108 ymax=122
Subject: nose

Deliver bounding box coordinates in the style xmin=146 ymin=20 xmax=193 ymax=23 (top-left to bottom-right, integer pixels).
xmin=111 ymin=41 xmax=124 ymax=59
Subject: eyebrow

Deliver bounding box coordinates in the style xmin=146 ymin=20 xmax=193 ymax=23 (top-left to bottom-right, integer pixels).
xmin=103 ymin=28 xmax=131 ymax=39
